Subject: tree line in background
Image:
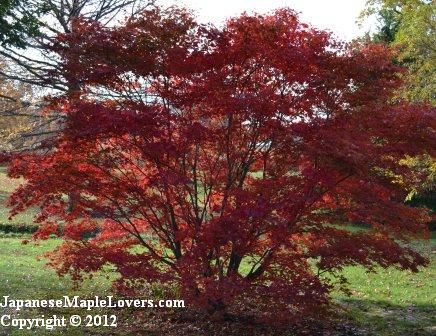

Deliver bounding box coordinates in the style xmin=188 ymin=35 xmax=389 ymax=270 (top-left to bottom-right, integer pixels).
xmin=363 ymin=0 xmax=435 ymax=104
xmin=0 ymin=1 xmax=433 ymax=148
xmin=361 ymin=0 xmax=435 ymax=214
xmin=0 ymin=0 xmax=155 ymax=151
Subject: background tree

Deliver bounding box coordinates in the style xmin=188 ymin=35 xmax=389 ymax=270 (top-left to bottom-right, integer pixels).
xmin=0 ymin=0 xmax=41 ymax=48
xmin=0 ymin=0 xmax=155 ymax=154
xmin=0 ymin=0 xmax=155 ymax=91
xmin=371 ymin=7 xmax=401 ymax=43
xmin=362 ymin=0 xmax=435 ymax=223
xmin=0 ymin=1 xmax=42 ymax=151
xmin=362 ymin=0 xmax=435 ymax=103
xmin=0 ymin=60 xmax=34 ymax=150
xmin=6 ymin=8 xmax=435 ymax=320
xmin=0 ymin=0 xmax=156 ymax=212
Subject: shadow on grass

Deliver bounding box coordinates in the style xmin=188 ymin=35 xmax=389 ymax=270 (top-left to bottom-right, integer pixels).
xmin=337 ymin=298 xmax=435 ymax=336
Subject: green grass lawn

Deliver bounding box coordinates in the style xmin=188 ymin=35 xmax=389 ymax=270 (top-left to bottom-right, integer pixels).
xmin=0 ymin=236 xmax=433 ymax=335
xmin=0 ymin=238 xmax=111 ymax=299
xmin=0 ymin=167 xmax=434 ymax=335
xmin=332 ymin=238 xmax=435 ymax=336
xmin=0 ymin=238 xmax=115 ymax=335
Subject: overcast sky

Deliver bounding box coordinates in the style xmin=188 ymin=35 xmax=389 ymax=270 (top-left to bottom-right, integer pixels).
xmin=159 ymin=0 xmax=372 ymax=41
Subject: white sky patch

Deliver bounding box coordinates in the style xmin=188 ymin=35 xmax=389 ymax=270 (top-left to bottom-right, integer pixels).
xmin=159 ymin=0 xmax=373 ymax=41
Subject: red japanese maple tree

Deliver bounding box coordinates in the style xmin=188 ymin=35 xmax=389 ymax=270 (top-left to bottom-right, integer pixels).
xmin=6 ymin=7 xmax=435 ymax=319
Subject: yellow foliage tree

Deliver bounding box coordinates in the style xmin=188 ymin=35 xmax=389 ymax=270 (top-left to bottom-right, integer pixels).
xmin=0 ymin=60 xmax=37 ymax=151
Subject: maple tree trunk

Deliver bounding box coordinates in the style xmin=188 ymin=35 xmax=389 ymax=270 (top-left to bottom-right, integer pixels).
xmin=67 ymin=192 xmax=80 ymax=213
xmin=208 ymin=299 xmax=227 ymax=319
xmin=66 ymin=79 xmax=81 ymax=213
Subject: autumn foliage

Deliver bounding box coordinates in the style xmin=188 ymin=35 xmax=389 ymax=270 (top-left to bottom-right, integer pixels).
xmin=6 ymin=7 xmax=435 ymax=320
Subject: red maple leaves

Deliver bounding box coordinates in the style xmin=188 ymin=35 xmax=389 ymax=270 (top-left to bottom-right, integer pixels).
xmin=7 ymin=7 xmax=435 ymax=320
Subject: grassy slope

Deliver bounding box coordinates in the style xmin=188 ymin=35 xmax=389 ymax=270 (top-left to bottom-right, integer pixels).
xmin=0 ymin=168 xmax=434 ymax=335
xmin=0 ymin=238 xmax=115 ymax=336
